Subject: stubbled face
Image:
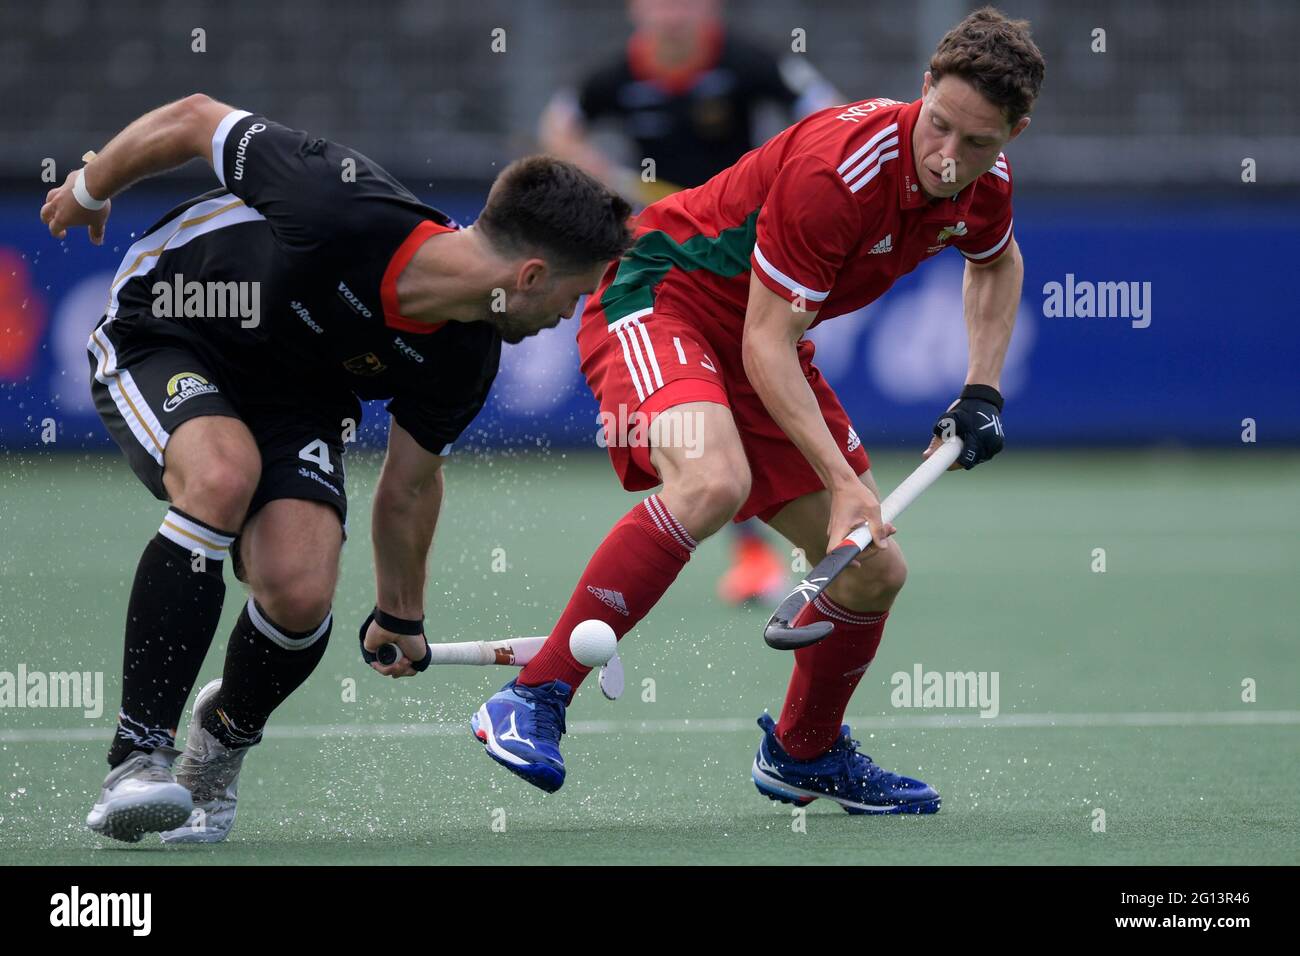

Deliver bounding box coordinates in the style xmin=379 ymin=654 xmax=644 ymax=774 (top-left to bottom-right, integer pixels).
xmin=493 ymin=262 xmax=607 ymax=344
xmin=913 ymin=73 xmax=1027 ymax=199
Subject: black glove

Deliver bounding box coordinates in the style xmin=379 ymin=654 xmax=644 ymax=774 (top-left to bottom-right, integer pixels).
xmin=933 ymin=384 xmax=1005 ymax=469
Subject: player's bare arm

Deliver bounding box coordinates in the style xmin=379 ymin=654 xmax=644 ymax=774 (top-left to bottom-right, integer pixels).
xmin=366 ymin=419 xmax=445 ymax=678
xmin=39 ymin=93 xmax=234 ymax=244
xmin=923 ymin=237 xmax=1023 ymax=468
xmin=741 ymin=272 xmax=895 ymax=553
xmin=963 ymin=237 xmax=1023 ymax=386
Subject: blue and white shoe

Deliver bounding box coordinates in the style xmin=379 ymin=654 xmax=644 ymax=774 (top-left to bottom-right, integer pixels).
xmin=752 ymin=713 xmax=940 ymax=814
xmin=471 ymin=679 xmax=570 ymax=793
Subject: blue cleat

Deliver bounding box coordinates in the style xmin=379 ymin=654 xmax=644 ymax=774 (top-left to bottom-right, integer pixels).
xmin=751 ymin=713 xmax=940 ymax=815
xmin=471 ymin=678 xmax=570 ymax=793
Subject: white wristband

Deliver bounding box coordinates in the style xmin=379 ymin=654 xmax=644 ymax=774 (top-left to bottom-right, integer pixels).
xmin=73 ymin=168 xmax=108 ymax=210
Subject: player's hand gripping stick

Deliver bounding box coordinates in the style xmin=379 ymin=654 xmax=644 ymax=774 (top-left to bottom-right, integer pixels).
xmin=359 ymin=609 xmax=433 ymax=672
xmin=361 ymin=621 xmax=625 ymax=700
xmin=763 ymin=438 xmax=964 ymax=650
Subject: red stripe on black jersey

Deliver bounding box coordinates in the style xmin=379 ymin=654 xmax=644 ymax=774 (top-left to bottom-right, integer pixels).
xmin=381 ymin=219 xmax=453 ymax=335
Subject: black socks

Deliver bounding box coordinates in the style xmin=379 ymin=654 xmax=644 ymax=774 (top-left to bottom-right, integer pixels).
xmin=203 ymin=599 xmax=332 ymax=749
xmin=108 ymin=508 xmax=234 ymax=767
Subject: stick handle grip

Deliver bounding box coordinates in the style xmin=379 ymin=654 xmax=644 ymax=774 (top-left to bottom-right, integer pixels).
xmin=424 ymin=636 xmax=547 ymax=666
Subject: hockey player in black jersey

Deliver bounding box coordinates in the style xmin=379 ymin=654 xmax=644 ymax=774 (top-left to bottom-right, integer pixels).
xmin=40 ymin=94 xmax=632 ymax=843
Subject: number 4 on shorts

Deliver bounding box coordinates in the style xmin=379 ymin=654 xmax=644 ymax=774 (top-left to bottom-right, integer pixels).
xmin=298 ymin=439 xmax=334 ymax=474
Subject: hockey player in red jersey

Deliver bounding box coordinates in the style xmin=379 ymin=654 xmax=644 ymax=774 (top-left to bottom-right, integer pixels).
xmin=471 ymin=7 xmax=1045 ymax=812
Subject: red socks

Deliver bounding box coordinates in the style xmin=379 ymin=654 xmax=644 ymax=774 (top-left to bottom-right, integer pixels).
xmin=776 ymin=595 xmax=889 ymax=759
xmin=520 ymin=495 xmax=888 ymax=748
xmin=519 ymin=494 xmax=695 ymax=692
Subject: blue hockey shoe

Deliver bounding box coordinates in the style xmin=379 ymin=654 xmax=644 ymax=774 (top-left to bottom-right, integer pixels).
xmin=752 ymin=712 xmax=940 ymax=814
xmin=471 ymin=679 xmax=570 ymax=793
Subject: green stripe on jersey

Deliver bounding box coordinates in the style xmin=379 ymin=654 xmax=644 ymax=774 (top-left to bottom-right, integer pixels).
xmin=602 ymin=209 xmax=759 ymax=325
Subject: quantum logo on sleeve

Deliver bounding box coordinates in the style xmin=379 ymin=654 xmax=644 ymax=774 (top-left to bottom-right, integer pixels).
xmin=231 ymin=122 xmax=266 ymax=182
xmin=49 ymin=886 xmax=151 ymax=936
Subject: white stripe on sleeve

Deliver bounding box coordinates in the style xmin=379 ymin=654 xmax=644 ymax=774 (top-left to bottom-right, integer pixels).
xmin=211 ymin=109 xmax=253 ymax=186
xmin=962 ymin=220 xmax=1014 ymax=261
xmin=752 ymin=243 xmax=830 ymax=302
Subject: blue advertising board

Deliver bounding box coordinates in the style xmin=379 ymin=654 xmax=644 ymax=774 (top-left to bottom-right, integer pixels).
xmin=3 ymin=188 xmax=1296 ymax=451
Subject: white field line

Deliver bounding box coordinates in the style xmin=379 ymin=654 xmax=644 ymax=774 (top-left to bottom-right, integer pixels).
xmin=2 ymin=710 xmax=1298 ymax=744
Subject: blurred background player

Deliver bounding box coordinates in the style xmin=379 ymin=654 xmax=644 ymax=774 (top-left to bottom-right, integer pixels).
xmin=539 ymin=0 xmax=842 ymax=605
xmin=473 ymin=8 xmax=1042 ymax=811
xmin=42 ymin=96 xmax=630 ymax=843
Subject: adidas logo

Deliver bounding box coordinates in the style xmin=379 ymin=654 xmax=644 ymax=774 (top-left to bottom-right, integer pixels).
xmin=586 ymin=586 xmax=630 ymax=616
xmin=868 ymin=234 xmax=893 ymax=254
xmin=846 ymin=426 xmax=861 ymax=453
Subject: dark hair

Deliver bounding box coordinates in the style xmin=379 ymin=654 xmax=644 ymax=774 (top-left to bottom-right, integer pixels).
xmin=477 ymin=156 xmax=633 ymax=272
xmin=929 ymin=7 xmax=1045 ymax=124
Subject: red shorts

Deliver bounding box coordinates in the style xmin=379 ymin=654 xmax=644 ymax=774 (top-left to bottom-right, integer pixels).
xmin=577 ymin=269 xmax=869 ymax=523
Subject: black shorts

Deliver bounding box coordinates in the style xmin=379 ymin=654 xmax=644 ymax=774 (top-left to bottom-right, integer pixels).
xmin=87 ymin=312 xmax=359 ymax=532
